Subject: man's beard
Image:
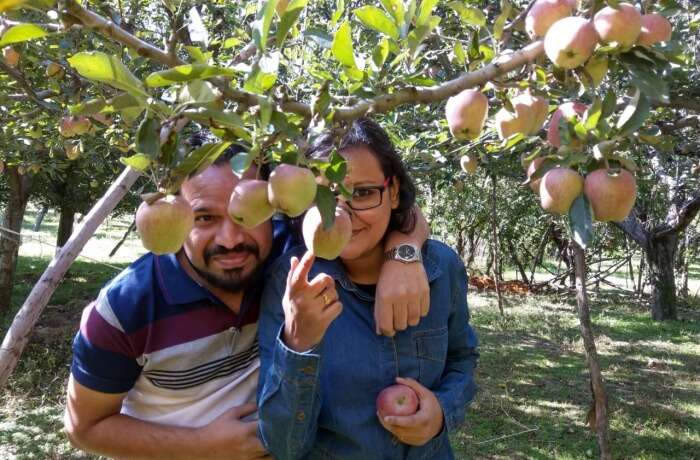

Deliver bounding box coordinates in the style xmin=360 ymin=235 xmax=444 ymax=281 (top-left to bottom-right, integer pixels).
xmin=188 ymin=242 xmax=263 ymax=293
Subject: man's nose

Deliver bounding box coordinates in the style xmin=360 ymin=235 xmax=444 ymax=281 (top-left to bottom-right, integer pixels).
xmin=215 ymin=216 xmax=247 ymax=249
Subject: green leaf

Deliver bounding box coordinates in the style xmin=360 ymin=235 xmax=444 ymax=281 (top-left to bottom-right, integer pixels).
xmin=568 ymin=195 xmax=593 ymax=250
xmin=372 ymin=37 xmax=390 ymax=70
xmin=136 ymin=116 xmax=160 ymax=159
xmin=184 ymin=46 xmax=209 ymax=64
xmin=416 ymin=0 xmax=438 ymax=27
xmin=0 ymin=24 xmax=47 ymax=46
xmin=183 ymin=108 xmax=250 ymax=141
xmin=315 ymin=185 xmax=337 ymax=230
xmin=174 ymin=142 xmax=233 ymax=177
xmin=230 ymin=151 xmax=252 ymax=175
xmin=120 ymin=153 xmax=152 ymax=172
xmin=145 ymin=64 xmax=237 ymax=87
xmin=325 ymin=150 xmax=347 ymax=183
xmin=243 ymin=61 xmax=278 ymax=94
xmin=0 ymin=0 xmax=26 ymax=14
xmin=332 ymin=21 xmax=357 ymax=69
xmin=616 ymin=90 xmax=650 ymax=136
xmin=380 ymin=0 xmax=405 ymax=26
xmin=448 ymin=2 xmax=486 ymax=27
xmin=354 ymin=6 xmax=400 ymax=40
xmin=276 ymin=0 xmax=308 ymax=46
xmin=331 ymin=0 xmax=345 ymax=25
xmin=179 ymin=80 xmax=218 ymax=104
xmin=493 ymin=0 xmax=512 ymax=41
xmin=407 ymin=15 xmax=440 ymax=58
xmin=602 ymin=89 xmax=617 ymax=118
xmin=584 ymin=98 xmax=603 ymax=131
xmin=453 ymin=41 xmax=465 ymax=65
xmin=252 ymin=0 xmax=279 ymax=52
xmin=68 ymin=52 xmax=147 ymax=97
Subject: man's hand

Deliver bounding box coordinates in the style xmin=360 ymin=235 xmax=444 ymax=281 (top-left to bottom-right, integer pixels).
xmin=375 ymin=261 xmax=429 ymax=336
xmin=198 ymin=403 xmax=271 ymax=459
xmin=377 ymin=377 xmax=444 ymax=446
xmin=283 ymin=251 xmax=342 ymax=352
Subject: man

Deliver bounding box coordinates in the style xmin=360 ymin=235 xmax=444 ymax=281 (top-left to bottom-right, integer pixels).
xmin=64 ymin=141 xmax=430 ymax=459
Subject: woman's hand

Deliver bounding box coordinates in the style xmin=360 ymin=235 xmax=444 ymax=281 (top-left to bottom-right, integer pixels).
xmin=282 ymin=251 xmax=342 ymax=352
xmin=377 ymin=377 xmax=444 ymax=446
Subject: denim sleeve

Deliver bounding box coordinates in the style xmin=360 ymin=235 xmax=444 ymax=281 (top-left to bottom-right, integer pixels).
xmin=434 ymin=254 xmax=479 ymax=432
xmin=257 ymin=267 xmax=322 ymax=460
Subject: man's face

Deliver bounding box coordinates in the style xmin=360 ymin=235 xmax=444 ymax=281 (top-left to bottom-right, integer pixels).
xmin=180 ymin=164 xmax=273 ymax=293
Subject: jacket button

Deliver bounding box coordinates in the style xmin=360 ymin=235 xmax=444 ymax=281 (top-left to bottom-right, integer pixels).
xmin=296 ymin=411 xmax=306 ymax=421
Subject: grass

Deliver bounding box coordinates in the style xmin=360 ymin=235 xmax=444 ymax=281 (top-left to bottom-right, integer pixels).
xmin=1 ymin=206 xmax=699 ymax=459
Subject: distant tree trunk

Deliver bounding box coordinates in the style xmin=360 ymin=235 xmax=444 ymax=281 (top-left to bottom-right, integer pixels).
xmin=56 ymin=205 xmax=75 ymax=249
xmin=32 ymin=204 xmax=49 ymax=232
xmin=646 ymin=234 xmax=678 ymax=320
xmin=0 ymin=167 xmax=33 ymax=314
xmin=675 ymin=232 xmax=689 ymax=298
xmin=455 ymin=228 xmax=466 ymax=259
xmin=490 ymin=175 xmax=504 ymax=316
xmin=508 ymin=240 xmax=529 ymax=283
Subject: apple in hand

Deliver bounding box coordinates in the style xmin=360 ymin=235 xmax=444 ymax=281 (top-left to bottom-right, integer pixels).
xmin=376 ymin=384 xmax=419 ymax=418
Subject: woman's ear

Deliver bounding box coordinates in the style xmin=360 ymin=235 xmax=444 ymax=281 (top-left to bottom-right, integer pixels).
xmin=389 ymin=176 xmax=400 ymax=210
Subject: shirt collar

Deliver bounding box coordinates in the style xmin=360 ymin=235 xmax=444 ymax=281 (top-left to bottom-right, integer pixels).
xmin=154 ymin=253 xmax=213 ymax=305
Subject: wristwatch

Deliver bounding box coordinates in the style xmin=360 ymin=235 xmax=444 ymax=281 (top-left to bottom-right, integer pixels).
xmin=385 ymin=244 xmax=422 ymax=263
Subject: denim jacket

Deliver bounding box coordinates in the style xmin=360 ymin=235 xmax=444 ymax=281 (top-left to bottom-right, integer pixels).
xmin=257 ymin=239 xmax=479 ymax=460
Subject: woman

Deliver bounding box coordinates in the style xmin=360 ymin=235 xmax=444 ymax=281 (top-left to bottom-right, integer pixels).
xmin=257 ymin=118 xmax=479 ymax=459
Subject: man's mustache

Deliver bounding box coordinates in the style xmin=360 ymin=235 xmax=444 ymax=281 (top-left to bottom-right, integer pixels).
xmin=204 ymin=243 xmax=259 ymax=265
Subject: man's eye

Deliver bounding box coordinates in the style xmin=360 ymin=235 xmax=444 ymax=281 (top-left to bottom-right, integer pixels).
xmin=195 ymin=215 xmax=213 ymax=223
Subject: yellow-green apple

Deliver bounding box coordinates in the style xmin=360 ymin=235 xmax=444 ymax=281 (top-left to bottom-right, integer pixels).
xmin=268 ymin=164 xmax=318 ymax=217
xmin=544 ymin=16 xmax=597 ymax=69
xmin=546 ymin=102 xmax=587 ymax=148
xmin=302 ymin=205 xmax=352 ymax=260
xmin=539 ymin=167 xmax=584 ymax=215
xmin=526 ymin=0 xmax=576 ymax=39
xmin=445 ymin=89 xmax=489 ymax=140
xmin=460 ymin=154 xmax=478 ymax=174
xmin=594 ymin=3 xmax=641 ymax=47
xmin=637 ymin=13 xmax=672 ymax=46
xmin=45 ymin=62 xmax=64 ymax=79
xmin=376 ymin=384 xmax=419 ymax=418
xmin=135 ymin=195 xmax=194 ymax=255
xmin=59 ymin=116 xmax=92 ymax=137
xmin=584 ymin=168 xmax=637 ymax=222
xmin=227 ymin=179 xmax=275 ymax=229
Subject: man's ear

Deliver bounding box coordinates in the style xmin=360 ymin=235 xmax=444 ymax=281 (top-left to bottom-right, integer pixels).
xmin=390 ymin=176 xmax=400 ymax=210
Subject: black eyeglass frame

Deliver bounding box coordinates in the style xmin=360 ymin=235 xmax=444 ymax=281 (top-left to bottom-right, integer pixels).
xmin=333 ymin=176 xmax=393 ymax=211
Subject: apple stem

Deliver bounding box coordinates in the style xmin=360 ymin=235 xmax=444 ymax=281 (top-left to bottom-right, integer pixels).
xmin=141 ymin=191 xmax=166 ymax=205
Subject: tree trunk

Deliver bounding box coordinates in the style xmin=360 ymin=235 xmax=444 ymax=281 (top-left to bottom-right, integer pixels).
xmin=572 ymin=243 xmax=612 ymax=460
xmin=56 ymin=205 xmax=75 ymax=249
xmin=508 ymin=240 xmax=529 ymax=283
xmin=0 ymin=167 xmax=33 ymax=314
xmin=32 ymin=204 xmax=49 ymax=232
xmin=646 ymin=235 xmax=679 ymax=320
xmin=0 ymin=167 xmax=140 ymax=388
xmin=490 ymin=175 xmax=504 ymax=316
xmin=676 ymin=232 xmax=689 ymax=298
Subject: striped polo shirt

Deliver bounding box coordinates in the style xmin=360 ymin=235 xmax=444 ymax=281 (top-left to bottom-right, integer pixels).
xmin=71 ymin=252 xmax=262 ymax=428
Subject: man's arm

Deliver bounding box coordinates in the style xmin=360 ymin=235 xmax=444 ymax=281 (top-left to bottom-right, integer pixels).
xmin=65 ymin=376 xmax=269 ymax=460
xmin=376 ymin=205 xmax=431 ymax=336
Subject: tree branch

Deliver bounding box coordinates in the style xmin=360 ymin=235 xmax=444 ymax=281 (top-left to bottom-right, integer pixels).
xmin=61 ymin=0 xmax=545 ymax=123
xmin=613 ymin=209 xmax=649 ymax=247
xmin=655 ymin=194 xmax=700 ymax=239
xmin=653 ymin=98 xmax=700 ymax=113
xmin=0 ymin=61 xmax=61 ymax=113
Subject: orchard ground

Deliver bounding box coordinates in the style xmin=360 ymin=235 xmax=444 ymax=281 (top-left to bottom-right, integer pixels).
xmin=1 ymin=207 xmax=699 ymax=459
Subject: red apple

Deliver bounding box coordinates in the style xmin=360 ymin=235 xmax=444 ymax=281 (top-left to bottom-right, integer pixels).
xmin=376 ymin=384 xmax=419 ymax=418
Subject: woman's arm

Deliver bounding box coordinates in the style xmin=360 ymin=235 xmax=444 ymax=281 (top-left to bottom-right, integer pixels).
xmin=433 ymin=254 xmax=480 ymax=432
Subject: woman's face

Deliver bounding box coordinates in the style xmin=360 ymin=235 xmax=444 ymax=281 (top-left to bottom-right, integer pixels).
xmin=339 ymin=146 xmax=400 ymax=262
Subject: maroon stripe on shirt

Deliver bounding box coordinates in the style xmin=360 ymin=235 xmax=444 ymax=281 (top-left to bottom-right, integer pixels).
xmin=81 ymin=302 xmax=139 ymax=358
xmin=129 ymin=305 xmax=239 ymax=355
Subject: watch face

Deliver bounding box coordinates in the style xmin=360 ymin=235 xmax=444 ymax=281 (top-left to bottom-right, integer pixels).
xmin=398 ymin=245 xmax=416 ymax=259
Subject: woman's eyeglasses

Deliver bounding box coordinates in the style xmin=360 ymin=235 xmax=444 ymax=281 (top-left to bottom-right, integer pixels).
xmin=333 ymin=176 xmax=392 ymax=211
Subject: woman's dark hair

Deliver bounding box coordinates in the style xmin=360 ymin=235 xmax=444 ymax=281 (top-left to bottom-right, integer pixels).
xmin=306 ymin=117 xmax=416 ymax=234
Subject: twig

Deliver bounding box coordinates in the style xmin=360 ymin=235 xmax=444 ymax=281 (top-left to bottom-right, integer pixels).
xmin=475 ymin=427 xmax=539 ymax=445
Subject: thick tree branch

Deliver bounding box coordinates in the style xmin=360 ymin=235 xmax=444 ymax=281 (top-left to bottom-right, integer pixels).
xmin=613 ymin=209 xmax=649 ymax=247
xmin=333 ymin=41 xmax=544 ymax=121
xmin=655 ymin=194 xmax=700 ymax=239
xmin=61 ymin=0 xmax=545 ymax=122
xmin=653 ymin=98 xmax=700 ymax=113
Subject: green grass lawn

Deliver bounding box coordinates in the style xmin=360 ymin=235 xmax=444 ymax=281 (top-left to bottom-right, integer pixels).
xmin=1 ymin=208 xmax=699 ymax=459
